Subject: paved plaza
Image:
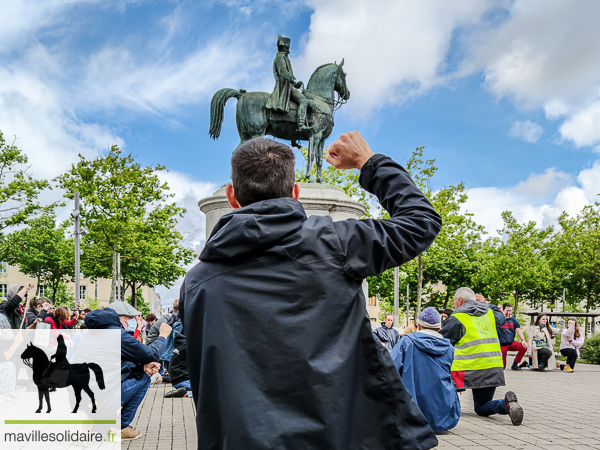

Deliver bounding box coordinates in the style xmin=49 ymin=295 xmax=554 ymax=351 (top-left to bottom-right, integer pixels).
xmin=128 ymin=363 xmax=600 ymax=449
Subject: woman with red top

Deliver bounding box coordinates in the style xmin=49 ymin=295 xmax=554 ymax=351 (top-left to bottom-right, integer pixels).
xmin=42 ymin=307 xmax=79 ymax=329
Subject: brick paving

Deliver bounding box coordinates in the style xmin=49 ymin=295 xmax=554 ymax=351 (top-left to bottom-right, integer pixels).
xmin=123 ymin=383 xmax=196 ymax=450
xmin=437 ymin=363 xmax=600 ymax=449
xmin=124 ymin=364 xmax=600 ymax=450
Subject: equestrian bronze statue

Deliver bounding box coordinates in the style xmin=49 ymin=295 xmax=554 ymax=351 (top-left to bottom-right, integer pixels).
xmin=209 ymin=35 xmax=350 ymax=183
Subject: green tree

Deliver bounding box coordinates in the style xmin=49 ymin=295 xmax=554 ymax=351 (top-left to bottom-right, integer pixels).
xmin=475 ymin=211 xmax=554 ymax=310
xmin=2 ymin=213 xmax=74 ymax=302
xmin=57 ymin=146 xmax=194 ymax=304
xmin=551 ymin=203 xmax=600 ymax=312
xmin=0 ymin=132 xmax=49 ymax=244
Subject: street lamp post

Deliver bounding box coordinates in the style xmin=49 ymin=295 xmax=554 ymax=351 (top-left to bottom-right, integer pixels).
xmin=393 ymin=267 xmax=399 ymax=328
xmin=71 ymin=192 xmax=88 ymax=307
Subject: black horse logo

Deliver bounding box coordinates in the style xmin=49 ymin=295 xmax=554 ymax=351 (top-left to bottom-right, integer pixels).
xmin=20 ymin=334 xmax=105 ymax=414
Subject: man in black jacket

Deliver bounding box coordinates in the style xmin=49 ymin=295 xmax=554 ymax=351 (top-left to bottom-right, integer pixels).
xmin=181 ymin=132 xmax=442 ymax=450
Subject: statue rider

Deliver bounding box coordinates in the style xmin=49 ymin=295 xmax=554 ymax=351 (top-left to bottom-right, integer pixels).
xmin=266 ymin=35 xmax=312 ymax=132
xmin=41 ymin=334 xmax=67 ymax=387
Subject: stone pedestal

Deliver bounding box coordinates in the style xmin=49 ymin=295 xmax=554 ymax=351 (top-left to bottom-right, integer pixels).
xmin=198 ymin=183 xmax=369 ymax=299
xmin=198 ymin=182 xmax=367 ymax=239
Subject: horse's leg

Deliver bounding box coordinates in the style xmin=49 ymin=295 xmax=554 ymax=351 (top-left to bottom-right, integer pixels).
xmin=82 ymin=385 xmax=96 ymax=413
xmin=316 ymin=138 xmax=325 ymax=183
xmin=36 ymin=389 xmax=43 ymax=413
xmin=45 ymin=390 xmax=51 ymax=413
xmin=306 ymin=136 xmax=315 ymax=182
xmin=72 ymin=386 xmax=82 ymax=413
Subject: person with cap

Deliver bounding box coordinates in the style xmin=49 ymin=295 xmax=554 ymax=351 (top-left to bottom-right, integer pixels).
xmin=441 ymin=287 xmax=524 ymax=426
xmin=85 ymin=301 xmax=172 ymax=441
xmin=390 ymin=307 xmax=460 ymax=432
xmin=0 ymin=283 xmax=35 ymax=329
xmin=374 ymin=313 xmax=400 ymax=351
xmin=440 ymin=308 xmax=453 ymax=325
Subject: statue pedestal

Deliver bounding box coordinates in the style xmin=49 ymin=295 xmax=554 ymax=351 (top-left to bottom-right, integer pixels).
xmin=198 ymin=183 xmax=367 ymax=239
xmin=198 ymin=182 xmax=370 ymax=305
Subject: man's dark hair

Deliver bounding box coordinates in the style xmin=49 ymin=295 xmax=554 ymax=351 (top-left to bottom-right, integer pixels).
xmin=231 ymin=138 xmax=296 ymax=207
xmin=84 ymin=308 xmax=92 ymax=313
xmin=502 ymin=302 xmax=513 ymax=309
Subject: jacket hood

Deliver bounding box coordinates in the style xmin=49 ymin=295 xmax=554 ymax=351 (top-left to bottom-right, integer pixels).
xmin=454 ymin=301 xmax=490 ymax=317
xmin=200 ymin=197 xmax=306 ymax=261
xmin=85 ymin=308 xmax=123 ymax=330
xmin=7 ymin=284 xmax=23 ymax=300
xmin=406 ymin=332 xmax=453 ymax=356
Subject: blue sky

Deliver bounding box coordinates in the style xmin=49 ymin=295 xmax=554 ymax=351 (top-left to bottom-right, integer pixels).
xmin=2 ymin=0 xmax=600 ymax=301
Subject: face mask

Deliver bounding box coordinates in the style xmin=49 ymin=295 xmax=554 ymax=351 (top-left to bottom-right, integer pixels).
xmin=126 ymin=318 xmax=137 ymax=331
xmin=505 ymin=310 xmax=512 ymax=318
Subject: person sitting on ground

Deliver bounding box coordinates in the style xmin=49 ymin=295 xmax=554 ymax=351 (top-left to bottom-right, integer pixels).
xmin=0 ymin=283 xmax=35 ymax=329
xmin=391 ymin=307 xmax=460 ymax=432
xmin=25 ymin=296 xmax=42 ymax=327
xmin=160 ymin=300 xmax=181 ymax=372
xmin=144 ymin=314 xmax=156 ymax=340
xmin=165 ymin=328 xmax=192 ymax=398
xmin=0 ymin=313 xmax=23 ymax=404
xmin=441 ymin=287 xmax=523 ymax=426
xmin=498 ymin=303 xmax=528 ymax=371
xmin=39 ymin=306 xmax=78 ymax=329
xmin=527 ymin=313 xmax=559 ymax=371
xmin=374 ymin=313 xmax=400 ymax=351
xmin=146 ymin=312 xmax=172 ymax=347
xmin=558 ymin=318 xmax=584 ymax=373
xmin=403 ymin=324 xmax=417 ymax=335
xmin=440 ymin=309 xmax=453 ymax=325
xmin=86 ymin=302 xmax=171 ymax=441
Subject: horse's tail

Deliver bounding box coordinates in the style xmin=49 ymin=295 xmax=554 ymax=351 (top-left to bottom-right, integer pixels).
xmin=209 ymin=88 xmax=243 ymax=139
xmin=87 ymin=363 xmax=105 ymax=390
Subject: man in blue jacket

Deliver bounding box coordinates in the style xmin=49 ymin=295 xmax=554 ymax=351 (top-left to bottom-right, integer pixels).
xmin=85 ymin=303 xmax=171 ymax=441
xmin=181 ymin=132 xmax=443 ymax=450
xmin=391 ymin=307 xmax=460 ymax=432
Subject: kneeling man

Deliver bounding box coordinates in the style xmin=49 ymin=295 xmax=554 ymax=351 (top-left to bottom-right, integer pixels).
xmin=391 ymin=307 xmax=460 ymax=432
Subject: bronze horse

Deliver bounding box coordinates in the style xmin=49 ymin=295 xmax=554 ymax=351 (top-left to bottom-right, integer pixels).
xmin=209 ymin=61 xmax=350 ymax=183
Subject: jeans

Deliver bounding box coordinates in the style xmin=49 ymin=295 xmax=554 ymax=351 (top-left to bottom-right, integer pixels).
xmin=472 ymin=387 xmax=507 ymax=417
xmin=173 ymin=380 xmax=192 ymax=398
xmin=501 ymin=342 xmax=527 ymax=368
xmin=121 ymin=374 xmax=151 ymax=429
xmin=560 ymin=348 xmax=577 ymax=368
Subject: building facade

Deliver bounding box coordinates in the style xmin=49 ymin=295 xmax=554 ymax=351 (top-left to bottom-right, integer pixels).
xmin=0 ymin=262 xmax=160 ymax=314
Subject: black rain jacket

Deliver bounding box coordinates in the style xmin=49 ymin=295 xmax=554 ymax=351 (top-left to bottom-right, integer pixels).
xmin=181 ymin=154 xmax=442 ymax=450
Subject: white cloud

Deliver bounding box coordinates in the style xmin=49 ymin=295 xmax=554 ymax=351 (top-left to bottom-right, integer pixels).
xmin=513 ymin=167 xmax=571 ymax=198
xmin=296 ymin=0 xmax=496 ymax=117
xmin=79 ymin=38 xmax=264 ymax=116
xmin=464 ymin=163 xmax=599 ymax=235
xmin=466 ymin=0 xmax=600 ymax=148
xmin=509 ymin=120 xmax=543 ymax=143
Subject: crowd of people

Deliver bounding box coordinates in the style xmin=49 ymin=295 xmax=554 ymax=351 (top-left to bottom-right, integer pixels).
xmin=0 ymin=283 xmax=190 ymax=441
xmin=0 ymin=132 xmax=591 ymax=449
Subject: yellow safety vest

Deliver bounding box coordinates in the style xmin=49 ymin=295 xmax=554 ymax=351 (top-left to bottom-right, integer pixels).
xmin=451 ymin=309 xmax=503 ymax=372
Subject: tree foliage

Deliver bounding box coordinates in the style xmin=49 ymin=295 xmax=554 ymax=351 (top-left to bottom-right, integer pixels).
xmin=474 ymin=211 xmax=554 ymax=310
xmin=56 ymin=146 xmax=195 ymax=304
xmin=0 ymin=131 xmax=49 ymax=238
xmin=2 ymin=213 xmax=74 ymax=302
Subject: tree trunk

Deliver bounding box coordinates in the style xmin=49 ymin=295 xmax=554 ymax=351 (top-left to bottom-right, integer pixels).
xmin=443 ymin=289 xmax=451 ymax=308
xmin=36 ymin=275 xmax=41 ymax=296
xmin=110 ymin=243 xmax=118 ymax=303
xmin=132 ymin=284 xmax=137 ymax=309
xmin=416 ymin=255 xmax=423 ymax=317
xmin=514 ymin=291 xmax=519 ymax=311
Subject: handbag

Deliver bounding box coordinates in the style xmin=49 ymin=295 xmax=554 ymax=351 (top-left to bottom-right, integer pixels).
xmin=534 ymin=339 xmax=548 ymax=349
